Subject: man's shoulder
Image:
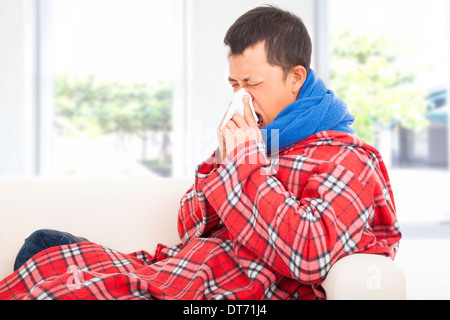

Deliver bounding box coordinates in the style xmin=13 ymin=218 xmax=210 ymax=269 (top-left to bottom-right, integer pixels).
xmin=282 ymin=131 xmax=372 ymax=153
xmin=278 ymin=131 xmax=384 ymax=174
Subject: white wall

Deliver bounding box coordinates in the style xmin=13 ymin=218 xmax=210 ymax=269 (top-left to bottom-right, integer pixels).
xmin=0 ymin=0 xmax=36 ymax=177
xmin=177 ymin=0 xmax=317 ymax=177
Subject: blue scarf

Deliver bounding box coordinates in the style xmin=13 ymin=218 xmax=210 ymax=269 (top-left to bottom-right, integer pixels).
xmin=263 ymin=69 xmax=355 ymax=155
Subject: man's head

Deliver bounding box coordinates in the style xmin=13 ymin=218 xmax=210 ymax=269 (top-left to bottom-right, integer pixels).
xmin=224 ymin=5 xmax=312 ymax=128
xmin=224 ymin=5 xmax=312 ymax=79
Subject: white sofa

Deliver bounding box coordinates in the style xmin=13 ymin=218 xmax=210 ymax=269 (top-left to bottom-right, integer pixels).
xmin=0 ymin=178 xmax=406 ymax=300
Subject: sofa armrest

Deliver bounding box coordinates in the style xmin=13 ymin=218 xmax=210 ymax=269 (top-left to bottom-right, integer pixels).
xmin=321 ymin=254 xmax=406 ymax=300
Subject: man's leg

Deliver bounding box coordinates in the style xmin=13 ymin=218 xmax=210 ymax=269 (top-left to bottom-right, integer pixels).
xmin=14 ymin=229 xmax=89 ymax=271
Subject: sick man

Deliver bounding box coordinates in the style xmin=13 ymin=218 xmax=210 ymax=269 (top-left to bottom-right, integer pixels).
xmin=0 ymin=5 xmax=401 ymax=300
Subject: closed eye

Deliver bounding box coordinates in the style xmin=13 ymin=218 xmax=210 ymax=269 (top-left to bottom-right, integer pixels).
xmin=228 ymin=80 xmax=239 ymax=88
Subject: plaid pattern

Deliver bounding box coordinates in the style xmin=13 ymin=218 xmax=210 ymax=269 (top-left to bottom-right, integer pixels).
xmin=0 ymin=131 xmax=401 ymax=300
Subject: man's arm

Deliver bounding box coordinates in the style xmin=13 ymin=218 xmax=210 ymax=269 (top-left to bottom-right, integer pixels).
xmin=176 ymin=153 xmax=227 ymax=245
xmin=194 ymin=140 xmax=397 ymax=284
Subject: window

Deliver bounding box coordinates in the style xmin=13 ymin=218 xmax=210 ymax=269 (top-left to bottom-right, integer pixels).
xmin=329 ymin=1 xmax=450 ymax=300
xmin=329 ymin=0 xmax=450 ymax=225
xmin=45 ymin=0 xmax=181 ymax=178
xmin=329 ymin=0 xmax=449 ymax=169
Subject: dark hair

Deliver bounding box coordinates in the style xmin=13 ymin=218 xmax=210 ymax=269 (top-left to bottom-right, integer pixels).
xmin=224 ymin=5 xmax=312 ymax=78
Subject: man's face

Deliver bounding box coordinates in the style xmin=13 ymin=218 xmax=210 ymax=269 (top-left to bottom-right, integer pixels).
xmin=227 ymin=41 xmax=300 ymax=128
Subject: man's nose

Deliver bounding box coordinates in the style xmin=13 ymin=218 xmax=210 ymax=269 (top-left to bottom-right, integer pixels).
xmin=244 ymin=88 xmax=255 ymax=101
xmin=237 ymin=83 xmax=254 ymax=98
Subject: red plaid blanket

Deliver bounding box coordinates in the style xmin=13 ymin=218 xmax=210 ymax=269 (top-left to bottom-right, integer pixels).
xmin=0 ymin=131 xmax=401 ymax=300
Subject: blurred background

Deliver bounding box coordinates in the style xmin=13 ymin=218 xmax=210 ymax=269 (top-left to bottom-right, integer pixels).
xmin=1 ymin=0 xmax=449 ymax=299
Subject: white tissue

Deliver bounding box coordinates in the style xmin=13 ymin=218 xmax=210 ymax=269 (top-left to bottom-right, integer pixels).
xmin=220 ymin=88 xmax=259 ymax=129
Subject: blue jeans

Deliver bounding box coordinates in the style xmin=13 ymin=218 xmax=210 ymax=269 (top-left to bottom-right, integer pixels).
xmin=14 ymin=229 xmax=89 ymax=271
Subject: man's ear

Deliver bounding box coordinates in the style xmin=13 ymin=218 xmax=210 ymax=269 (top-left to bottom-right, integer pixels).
xmin=290 ymin=66 xmax=307 ymax=94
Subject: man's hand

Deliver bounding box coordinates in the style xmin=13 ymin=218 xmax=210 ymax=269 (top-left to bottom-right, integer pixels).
xmin=217 ymin=95 xmax=263 ymax=162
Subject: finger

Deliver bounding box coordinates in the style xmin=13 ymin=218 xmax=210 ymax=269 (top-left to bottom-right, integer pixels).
xmin=230 ymin=113 xmax=248 ymax=129
xmin=217 ymin=127 xmax=225 ymax=144
xmin=242 ymin=95 xmax=258 ymax=128
xmin=224 ymin=118 xmax=239 ymax=131
xmin=217 ymin=137 xmax=226 ymax=163
xmin=218 ymin=102 xmax=232 ymax=129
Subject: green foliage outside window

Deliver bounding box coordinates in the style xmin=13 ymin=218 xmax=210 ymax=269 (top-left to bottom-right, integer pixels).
xmin=54 ymin=75 xmax=173 ymax=176
xmin=330 ymin=29 xmax=429 ymax=143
